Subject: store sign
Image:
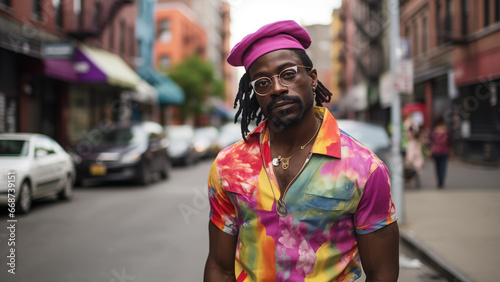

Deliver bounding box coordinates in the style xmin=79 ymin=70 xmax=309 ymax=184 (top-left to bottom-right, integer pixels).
xmin=0 ymin=29 xmax=42 ymax=58
xmin=42 ymin=41 xmax=74 ymax=59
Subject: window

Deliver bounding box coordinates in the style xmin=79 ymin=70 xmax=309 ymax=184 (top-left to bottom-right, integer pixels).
xmin=445 ymin=0 xmax=452 ymax=42
xmin=120 ymin=20 xmax=126 ymax=56
xmin=109 ymin=23 xmax=115 ymax=51
xmin=159 ymin=56 xmax=170 ymax=70
xmin=485 ymin=0 xmax=490 ymax=27
xmin=32 ymin=0 xmax=42 ymax=21
xmin=129 ymin=27 xmax=135 ymax=58
xmin=0 ymin=0 xmax=11 ymax=8
xmin=77 ymin=0 xmax=83 ymax=30
xmin=94 ymin=2 xmax=101 ymax=29
xmin=54 ymin=0 xmax=63 ymax=28
xmin=462 ymin=0 xmax=469 ymax=36
xmin=413 ymin=21 xmax=418 ymax=57
xmin=436 ymin=1 xmax=442 ymax=45
xmin=422 ymin=17 xmax=427 ymax=54
xmin=496 ymin=0 xmax=500 ymax=22
xmin=158 ymin=19 xmax=172 ymax=42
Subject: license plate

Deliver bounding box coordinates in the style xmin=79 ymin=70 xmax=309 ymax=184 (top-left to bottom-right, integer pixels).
xmin=90 ymin=164 xmax=107 ymax=175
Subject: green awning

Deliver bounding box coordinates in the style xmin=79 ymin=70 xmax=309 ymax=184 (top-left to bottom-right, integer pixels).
xmin=137 ymin=67 xmax=185 ymax=105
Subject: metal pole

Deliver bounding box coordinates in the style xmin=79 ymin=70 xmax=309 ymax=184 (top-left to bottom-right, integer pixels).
xmin=389 ymin=0 xmax=404 ymax=223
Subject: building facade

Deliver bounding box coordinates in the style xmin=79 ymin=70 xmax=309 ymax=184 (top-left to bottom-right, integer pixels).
xmin=400 ymin=0 xmax=500 ymax=165
xmin=305 ymin=24 xmax=334 ymax=110
xmin=154 ymin=2 xmax=207 ymax=71
xmin=337 ymin=0 xmax=388 ymax=126
xmin=0 ymin=0 xmax=160 ymax=148
xmin=136 ymin=0 xmax=184 ymax=126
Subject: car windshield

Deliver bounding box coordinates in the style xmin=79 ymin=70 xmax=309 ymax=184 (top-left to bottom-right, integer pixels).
xmin=0 ymin=140 xmax=30 ymax=156
xmin=337 ymin=122 xmax=390 ymax=150
xmin=84 ymin=127 xmax=144 ymax=145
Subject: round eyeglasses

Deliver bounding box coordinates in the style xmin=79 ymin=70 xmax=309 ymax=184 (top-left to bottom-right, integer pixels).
xmin=249 ymin=65 xmax=309 ymax=96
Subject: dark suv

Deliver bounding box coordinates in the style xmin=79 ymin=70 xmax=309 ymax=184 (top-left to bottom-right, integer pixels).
xmin=70 ymin=121 xmax=170 ymax=186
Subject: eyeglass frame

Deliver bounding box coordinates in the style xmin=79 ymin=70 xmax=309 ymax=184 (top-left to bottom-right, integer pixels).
xmin=249 ymin=65 xmax=311 ymax=96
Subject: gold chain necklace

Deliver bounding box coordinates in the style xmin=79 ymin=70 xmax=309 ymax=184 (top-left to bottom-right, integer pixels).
xmin=271 ymin=118 xmax=321 ymax=170
xmin=260 ymin=129 xmax=313 ymax=217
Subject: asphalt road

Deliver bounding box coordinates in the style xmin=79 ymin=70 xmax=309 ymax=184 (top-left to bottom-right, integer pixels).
xmin=0 ymin=158 xmax=445 ymax=281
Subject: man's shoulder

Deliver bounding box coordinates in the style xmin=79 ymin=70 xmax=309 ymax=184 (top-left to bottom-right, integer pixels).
xmin=338 ymin=131 xmax=385 ymax=166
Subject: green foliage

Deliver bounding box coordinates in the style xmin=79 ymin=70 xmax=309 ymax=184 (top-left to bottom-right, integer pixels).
xmin=168 ymin=54 xmax=225 ymax=120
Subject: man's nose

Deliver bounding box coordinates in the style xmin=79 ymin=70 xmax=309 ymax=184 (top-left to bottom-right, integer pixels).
xmin=270 ymin=75 xmax=287 ymax=94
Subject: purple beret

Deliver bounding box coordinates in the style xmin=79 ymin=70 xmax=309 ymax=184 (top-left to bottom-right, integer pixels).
xmin=227 ymin=20 xmax=311 ymax=70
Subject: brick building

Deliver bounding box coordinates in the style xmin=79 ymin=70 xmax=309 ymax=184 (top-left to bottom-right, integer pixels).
xmin=400 ymin=0 xmax=500 ymax=164
xmin=0 ymin=0 xmax=159 ymax=147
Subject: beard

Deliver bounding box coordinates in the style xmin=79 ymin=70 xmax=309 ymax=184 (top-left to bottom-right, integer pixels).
xmin=265 ymin=93 xmax=314 ymax=132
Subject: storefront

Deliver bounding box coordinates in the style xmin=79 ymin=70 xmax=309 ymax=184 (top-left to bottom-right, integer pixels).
xmin=454 ymin=47 xmax=500 ymax=165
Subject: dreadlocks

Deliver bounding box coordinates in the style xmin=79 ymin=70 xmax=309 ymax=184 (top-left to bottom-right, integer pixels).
xmin=233 ymin=49 xmax=333 ymax=142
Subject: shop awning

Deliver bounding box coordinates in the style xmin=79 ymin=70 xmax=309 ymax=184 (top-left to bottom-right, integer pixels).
xmin=74 ymin=44 xmax=141 ymax=90
xmin=44 ymin=59 xmax=78 ymax=82
xmin=137 ymin=66 xmax=185 ymax=105
xmin=134 ymin=79 xmax=158 ymax=104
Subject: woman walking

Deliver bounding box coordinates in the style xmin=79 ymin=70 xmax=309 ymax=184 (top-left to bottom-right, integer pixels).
xmin=430 ymin=118 xmax=452 ymax=189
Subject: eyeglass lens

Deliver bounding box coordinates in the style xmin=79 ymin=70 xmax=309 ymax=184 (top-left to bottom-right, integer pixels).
xmin=252 ymin=66 xmax=299 ymax=95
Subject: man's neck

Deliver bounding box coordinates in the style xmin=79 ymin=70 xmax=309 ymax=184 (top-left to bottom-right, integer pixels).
xmin=268 ymin=110 xmax=319 ymax=152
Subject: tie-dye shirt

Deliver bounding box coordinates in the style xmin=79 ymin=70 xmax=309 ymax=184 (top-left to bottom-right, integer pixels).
xmin=208 ymin=107 xmax=397 ymax=281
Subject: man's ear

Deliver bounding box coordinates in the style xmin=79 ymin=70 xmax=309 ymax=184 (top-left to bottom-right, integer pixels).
xmin=308 ymin=68 xmax=318 ymax=85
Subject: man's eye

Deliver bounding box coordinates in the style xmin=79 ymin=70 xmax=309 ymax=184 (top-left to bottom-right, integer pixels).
xmin=256 ymin=79 xmax=270 ymax=87
xmin=281 ymin=70 xmax=297 ymax=79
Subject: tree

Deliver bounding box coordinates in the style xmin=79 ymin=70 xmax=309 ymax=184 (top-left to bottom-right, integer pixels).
xmin=168 ymin=54 xmax=225 ymax=122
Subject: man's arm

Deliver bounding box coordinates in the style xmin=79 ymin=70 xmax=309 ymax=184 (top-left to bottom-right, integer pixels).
xmin=356 ymin=222 xmax=399 ymax=282
xmin=204 ymin=221 xmax=238 ymax=282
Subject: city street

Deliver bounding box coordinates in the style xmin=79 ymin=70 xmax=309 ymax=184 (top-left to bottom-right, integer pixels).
xmin=0 ymin=161 xmax=213 ymax=281
xmin=0 ymin=157 xmax=461 ymax=281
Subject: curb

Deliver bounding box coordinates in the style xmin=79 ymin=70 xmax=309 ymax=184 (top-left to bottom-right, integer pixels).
xmin=400 ymin=231 xmax=473 ymax=282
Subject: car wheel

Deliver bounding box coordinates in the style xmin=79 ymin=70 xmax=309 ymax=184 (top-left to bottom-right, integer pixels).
xmin=137 ymin=162 xmax=151 ymax=185
xmin=17 ymin=180 xmax=32 ymax=214
xmin=160 ymin=157 xmax=171 ymax=179
xmin=58 ymin=174 xmax=74 ymax=201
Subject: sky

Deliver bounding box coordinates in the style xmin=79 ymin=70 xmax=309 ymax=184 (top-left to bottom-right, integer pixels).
xmin=228 ymin=0 xmax=342 ymax=47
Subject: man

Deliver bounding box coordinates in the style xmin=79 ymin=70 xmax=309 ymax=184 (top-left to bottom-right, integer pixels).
xmin=204 ymin=20 xmax=399 ymax=282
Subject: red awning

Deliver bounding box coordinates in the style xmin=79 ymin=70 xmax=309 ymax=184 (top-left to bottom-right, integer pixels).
xmin=402 ymin=102 xmax=425 ymax=116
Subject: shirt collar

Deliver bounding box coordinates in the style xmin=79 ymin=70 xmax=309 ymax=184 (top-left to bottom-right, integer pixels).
xmin=247 ymin=106 xmax=341 ymax=158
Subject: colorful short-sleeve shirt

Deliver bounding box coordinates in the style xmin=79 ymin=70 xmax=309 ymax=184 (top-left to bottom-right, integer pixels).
xmin=208 ymin=107 xmax=397 ymax=281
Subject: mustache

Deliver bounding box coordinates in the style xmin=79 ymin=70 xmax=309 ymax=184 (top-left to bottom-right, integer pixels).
xmin=266 ymin=95 xmax=302 ymax=113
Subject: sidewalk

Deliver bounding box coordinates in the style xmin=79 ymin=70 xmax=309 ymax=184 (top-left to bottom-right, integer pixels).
xmin=399 ymin=160 xmax=500 ymax=282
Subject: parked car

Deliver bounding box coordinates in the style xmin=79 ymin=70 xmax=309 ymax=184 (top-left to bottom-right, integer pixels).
xmin=70 ymin=121 xmax=170 ymax=186
xmin=0 ymin=133 xmax=75 ymax=214
xmin=165 ymin=125 xmax=199 ymax=166
xmin=336 ymin=119 xmax=392 ymax=167
xmin=193 ymin=126 xmax=220 ymax=159
xmin=216 ymin=122 xmax=256 ymax=151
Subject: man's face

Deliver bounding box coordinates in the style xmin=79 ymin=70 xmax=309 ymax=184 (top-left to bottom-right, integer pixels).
xmin=247 ymin=49 xmax=317 ymax=130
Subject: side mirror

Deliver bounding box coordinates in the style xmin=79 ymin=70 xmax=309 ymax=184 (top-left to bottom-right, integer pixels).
xmin=36 ymin=150 xmax=48 ymax=158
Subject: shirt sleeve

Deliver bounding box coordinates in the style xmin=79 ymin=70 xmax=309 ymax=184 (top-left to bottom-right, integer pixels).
xmin=354 ymin=163 xmax=398 ymax=234
xmin=208 ymin=159 xmax=238 ymax=235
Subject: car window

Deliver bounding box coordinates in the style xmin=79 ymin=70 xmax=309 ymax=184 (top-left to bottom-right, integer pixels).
xmin=85 ymin=127 xmax=145 ymax=145
xmin=0 ymin=140 xmax=29 ymax=156
xmin=337 ymin=121 xmax=391 ymax=150
xmin=35 ymin=137 xmax=56 ymax=156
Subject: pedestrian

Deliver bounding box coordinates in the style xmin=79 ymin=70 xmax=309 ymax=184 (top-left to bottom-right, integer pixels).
xmin=403 ymin=115 xmax=424 ymax=188
xmin=204 ymin=20 xmax=399 ymax=282
xmin=430 ymin=117 xmax=452 ymax=189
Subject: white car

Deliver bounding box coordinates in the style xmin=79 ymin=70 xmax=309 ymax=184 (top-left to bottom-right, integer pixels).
xmin=0 ymin=133 xmax=75 ymax=214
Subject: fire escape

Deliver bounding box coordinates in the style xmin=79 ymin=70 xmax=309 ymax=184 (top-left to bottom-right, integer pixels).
xmin=353 ymin=0 xmax=384 ymax=83
xmin=67 ymin=0 xmax=134 ymax=39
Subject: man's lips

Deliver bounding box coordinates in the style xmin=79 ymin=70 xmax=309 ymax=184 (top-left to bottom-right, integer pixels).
xmin=271 ymin=101 xmax=295 ymax=112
